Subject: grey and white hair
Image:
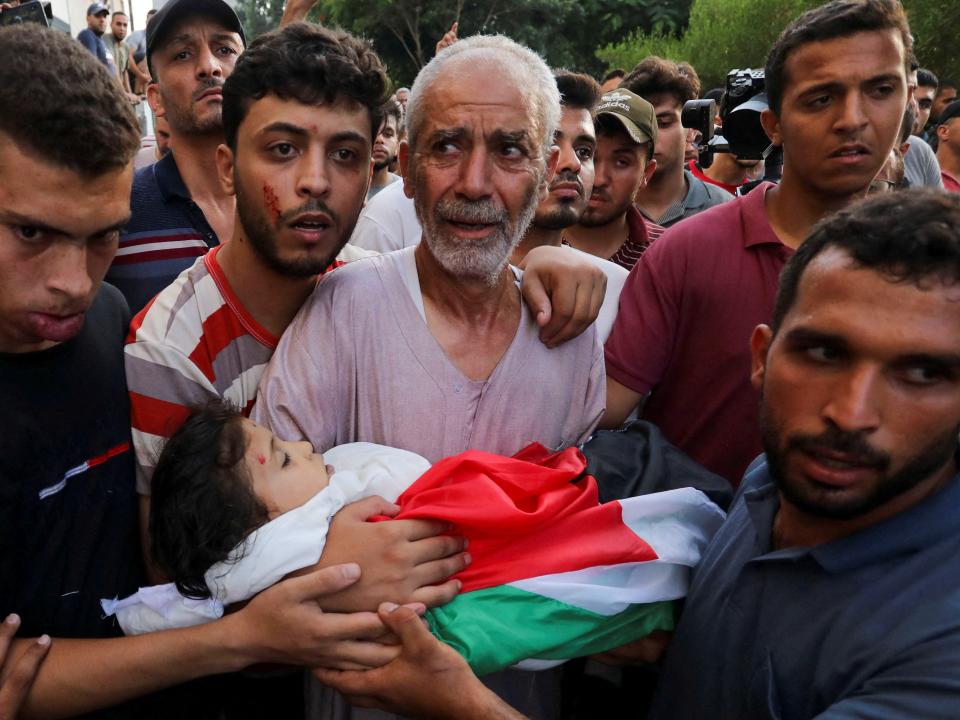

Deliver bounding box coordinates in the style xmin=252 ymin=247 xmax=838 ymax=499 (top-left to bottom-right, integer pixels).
xmin=405 ymin=34 xmax=561 ymax=167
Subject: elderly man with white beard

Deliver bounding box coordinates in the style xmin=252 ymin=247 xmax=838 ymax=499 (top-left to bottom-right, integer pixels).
xmin=253 ymin=34 xmax=604 ymax=466
xmin=252 ymin=35 xmax=604 ymax=717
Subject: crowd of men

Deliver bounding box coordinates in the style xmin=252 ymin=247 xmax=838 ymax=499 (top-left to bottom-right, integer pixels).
xmin=2 ymin=0 xmax=960 ymax=717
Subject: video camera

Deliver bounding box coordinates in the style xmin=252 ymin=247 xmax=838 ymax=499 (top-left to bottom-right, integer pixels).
xmin=681 ymin=68 xmax=774 ymax=168
xmin=0 ymin=1 xmax=52 ymax=27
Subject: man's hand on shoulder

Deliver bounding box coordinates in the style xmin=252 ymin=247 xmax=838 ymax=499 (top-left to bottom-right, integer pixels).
xmin=315 ymin=604 xmax=526 ymax=720
xmin=519 ymin=246 xmax=605 ymax=348
xmin=317 ymin=496 xmax=469 ymax=612
xmin=0 ymin=614 xmax=50 ymax=720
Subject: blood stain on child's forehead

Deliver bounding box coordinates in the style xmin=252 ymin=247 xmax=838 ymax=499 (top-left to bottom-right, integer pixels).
xmin=257 ymin=454 xmax=266 ymax=465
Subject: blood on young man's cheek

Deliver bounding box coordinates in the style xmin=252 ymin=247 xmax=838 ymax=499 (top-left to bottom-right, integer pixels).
xmin=263 ymin=183 xmax=282 ymax=222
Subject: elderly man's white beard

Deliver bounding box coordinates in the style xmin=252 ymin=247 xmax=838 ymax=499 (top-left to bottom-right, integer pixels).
xmin=416 ymin=180 xmax=541 ymax=287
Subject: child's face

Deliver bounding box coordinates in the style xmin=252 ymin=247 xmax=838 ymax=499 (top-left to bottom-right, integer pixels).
xmin=241 ymin=419 xmax=331 ymax=518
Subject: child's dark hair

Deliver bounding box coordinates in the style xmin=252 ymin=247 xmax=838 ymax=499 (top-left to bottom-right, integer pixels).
xmin=149 ymin=400 xmax=269 ymax=599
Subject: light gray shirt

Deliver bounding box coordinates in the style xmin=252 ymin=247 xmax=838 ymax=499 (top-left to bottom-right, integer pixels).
xmin=252 ymin=247 xmax=605 ymax=460
xmin=904 ymin=135 xmax=944 ymax=188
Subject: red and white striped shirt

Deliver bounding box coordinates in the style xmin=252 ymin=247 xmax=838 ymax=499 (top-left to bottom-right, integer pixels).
xmin=125 ymin=244 xmax=360 ymax=494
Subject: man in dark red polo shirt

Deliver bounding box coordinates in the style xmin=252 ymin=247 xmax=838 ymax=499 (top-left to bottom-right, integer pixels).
xmin=602 ymin=0 xmax=913 ymax=485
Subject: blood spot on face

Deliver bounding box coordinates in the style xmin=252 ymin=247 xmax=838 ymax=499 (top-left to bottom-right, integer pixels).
xmin=263 ymin=183 xmax=281 ymax=222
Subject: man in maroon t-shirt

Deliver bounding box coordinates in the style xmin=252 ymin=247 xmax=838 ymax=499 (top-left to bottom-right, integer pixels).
xmin=601 ymin=0 xmax=913 ymax=485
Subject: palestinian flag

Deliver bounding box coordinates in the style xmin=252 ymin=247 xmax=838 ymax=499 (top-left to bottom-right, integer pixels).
xmin=384 ymin=443 xmax=726 ymax=675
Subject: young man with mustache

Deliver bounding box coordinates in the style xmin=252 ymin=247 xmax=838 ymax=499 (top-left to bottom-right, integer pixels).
xmin=603 ymin=0 xmax=913 ymax=486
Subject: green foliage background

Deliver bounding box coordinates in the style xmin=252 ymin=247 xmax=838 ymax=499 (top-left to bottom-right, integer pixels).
xmin=598 ymin=0 xmax=960 ymax=90
xmin=234 ymin=0 xmax=692 ymax=84
xmin=233 ymin=0 xmax=958 ymax=89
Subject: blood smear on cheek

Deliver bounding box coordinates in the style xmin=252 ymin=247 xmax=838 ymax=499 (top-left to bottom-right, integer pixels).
xmin=263 ymin=184 xmax=281 ymax=221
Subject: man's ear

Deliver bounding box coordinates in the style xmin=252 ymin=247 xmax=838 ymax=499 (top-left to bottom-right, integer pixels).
xmin=146 ymin=82 xmax=163 ymax=115
xmin=750 ymin=324 xmax=774 ymax=391
xmin=399 ymin=141 xmax=415 ymax=199
xmin=760 ymin=108 xmax=782 ymax=147
xmin=642 ymin=157 xmax=657 ymax=186
xmin=216 ymin=144 xmax=236 ymax=197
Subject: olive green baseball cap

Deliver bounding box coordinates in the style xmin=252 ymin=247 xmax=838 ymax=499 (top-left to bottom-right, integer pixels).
xmin=594 ymin=89 xmax=657 ymax=153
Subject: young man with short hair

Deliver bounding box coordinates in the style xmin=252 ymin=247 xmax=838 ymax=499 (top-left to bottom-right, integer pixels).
xmin=511 ymin=70 xmax=628 ymax=341
xmin=76 ymin=2 xmax=116 ymax=75
xmin=563 ymin=87 xmax=665 ymax=270
xmin=603 ymin=0 xmax=913 ymax=485
xmin=915 ymin=66 xmax=939 ymax=134
xmin=368 ymin=97 xmax=402 ymax=199
xmin=903 ymin=61 xmax=944 ymax=188
xmin=0 ymin=24 xmax=396 ymax=719
xmin=622 ymin=57 xmax=732 ymax=227
xmin=103 ymin=11 xmax=139 ymax=102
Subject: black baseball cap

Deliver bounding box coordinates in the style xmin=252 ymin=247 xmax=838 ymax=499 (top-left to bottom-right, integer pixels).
xmin=938 ymin=100 xmax=960 ymax=127
xmin=146 ymin=0 xmax=245 ymax=67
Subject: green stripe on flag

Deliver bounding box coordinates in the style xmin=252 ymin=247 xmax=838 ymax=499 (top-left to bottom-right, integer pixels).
xmin=426 ymin=585 xmax=675 ymax=676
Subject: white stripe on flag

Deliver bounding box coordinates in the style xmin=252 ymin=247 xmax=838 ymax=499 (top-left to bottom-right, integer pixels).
xmin=618 ymin=487 xmax=726 ymax=566
xmin=509 ymin=560 xmax=690 ymax=615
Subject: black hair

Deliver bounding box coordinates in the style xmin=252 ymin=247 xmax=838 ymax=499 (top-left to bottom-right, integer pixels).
xmin=936 ymin=79 xmax=957 ymax=96
xmin=917 ymin=68 xmax=939 ymax=89
xmin=555 ymin=70 xmax=601 ymax=111
xmin=622 ymin=56 xmax=701 ymax=106
xmin=0 ymin=24 xmax=140 ymax=177
xmin=112 ymin=10 xmax=126 ymax=18
xmin=149 ymin=400 xmax=269 ymax=600
xmin=381 ymin=96 xmax=402 ymax=129
xmin=222 ymin=22 xmax=390 ymax=151
xmin=765 ymin=0 xmax=912 ymax=116
xmin=772 ymin=189 xmax=960 ymax=333
xmin=601 ymin=68 xmax=625 ymax=84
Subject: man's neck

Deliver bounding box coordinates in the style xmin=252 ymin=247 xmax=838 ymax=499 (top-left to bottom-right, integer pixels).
xmin=170 ymin=132 xmax=236 ymax=243
xmin=511 ymin=224 xmax=562 ymax=265
xmin=563 ymin=213 xmax=628 ymax=260
xmin=937 ymin=147 xmax=960 ymax=177
xmin=765 ymin=164 xmax=862 ymax=250
xmin=636 ymin=164 xmax=686 ymax=220
xmin=371 ymin=166 xmax=392 ymax=189
xmin=216 ymin=225 xmax=318 ymax=339
xmin=772 ymin=459 xmax=957 ymax=549
xmin=414 ymin=242 xmax=520 ymax=381
xmin=172 ymin=132 xmax=230 ymax=204
xmin=703 ymin=154 xmax=746 ymax=187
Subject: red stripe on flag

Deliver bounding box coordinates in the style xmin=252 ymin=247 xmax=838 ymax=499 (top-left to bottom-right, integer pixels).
xmin=383 ymin=445 xmax=658 ymax=593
